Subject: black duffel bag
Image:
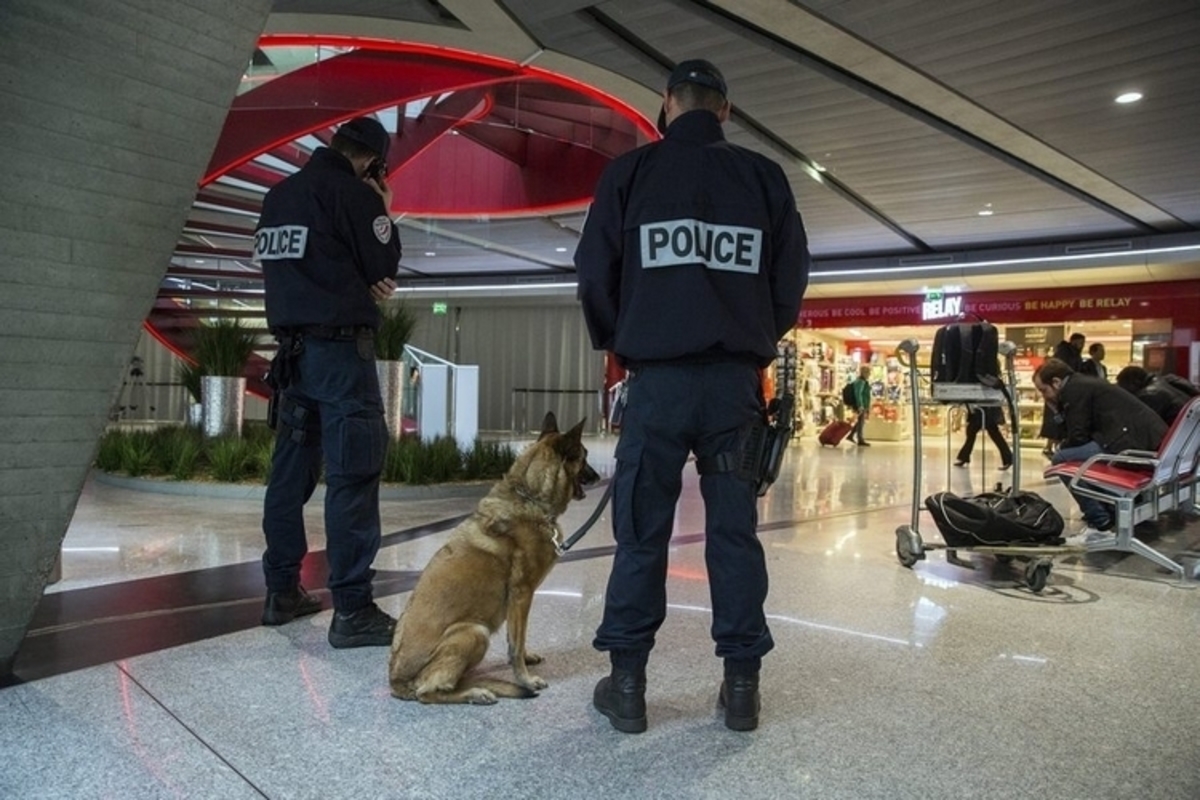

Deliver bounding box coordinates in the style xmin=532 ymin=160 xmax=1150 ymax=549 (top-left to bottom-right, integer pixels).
xmin=925 ymin=489 xmax=1065 ymax=547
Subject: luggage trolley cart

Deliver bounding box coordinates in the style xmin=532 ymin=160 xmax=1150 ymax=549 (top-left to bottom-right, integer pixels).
xmin=892 ymin=338 xmax=1078 ymax=592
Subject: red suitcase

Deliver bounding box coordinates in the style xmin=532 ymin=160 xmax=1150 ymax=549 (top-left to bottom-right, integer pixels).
xmin=819 ymin=420 xmax=853 ymax=446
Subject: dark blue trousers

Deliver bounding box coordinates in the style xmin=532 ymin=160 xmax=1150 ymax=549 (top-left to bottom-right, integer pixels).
xmin=262 ymin=336 xmax=388 ymax=613
xmin=593 ymin=361 xmax=775 ymax=664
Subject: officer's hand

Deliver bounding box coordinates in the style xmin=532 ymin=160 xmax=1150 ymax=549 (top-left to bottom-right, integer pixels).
xmin=366 ymin=175 xmax=394 ymax=208
xmin=370 ymin=278 xmax=397 ymax=301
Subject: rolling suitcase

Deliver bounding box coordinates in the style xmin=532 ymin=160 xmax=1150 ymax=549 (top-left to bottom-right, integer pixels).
xmin=819 ymin=419 xmax=853 ymax=446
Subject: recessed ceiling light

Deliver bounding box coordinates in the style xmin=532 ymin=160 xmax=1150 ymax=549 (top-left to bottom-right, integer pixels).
xmin=555 ymin=247 xmax=568 ymax=252
xmin=1115 ymin=91 xmax=1143 ymax=104
xmin=978 ymin=209 xmax=994 ymax=217
xmin=424 ymin=251 xmax=436 ymax=257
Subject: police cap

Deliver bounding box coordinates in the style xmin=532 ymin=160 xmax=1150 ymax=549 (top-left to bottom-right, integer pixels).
xmin=666 ymin=59 xmax=727 ymax=98
xmin=336 ymin=116 xmax=390 ymax=160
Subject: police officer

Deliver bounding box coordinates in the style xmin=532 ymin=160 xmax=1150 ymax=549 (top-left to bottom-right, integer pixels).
xmin=255 ymin=116 xmax=401 ymax=648
xmin=576 ymin=59 xmax=810 ymax=732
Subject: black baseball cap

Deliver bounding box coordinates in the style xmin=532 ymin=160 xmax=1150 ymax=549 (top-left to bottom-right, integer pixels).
xmin=336 ymin=116 xmax=390 ymax=159
xmin=666 ymin=59 xmax=727 ymax=98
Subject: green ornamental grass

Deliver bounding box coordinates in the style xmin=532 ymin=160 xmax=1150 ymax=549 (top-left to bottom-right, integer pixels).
xmin=95 ymin=425 xmax=515 ymax=485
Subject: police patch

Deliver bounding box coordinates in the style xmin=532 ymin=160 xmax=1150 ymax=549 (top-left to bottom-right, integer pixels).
xmin=373 ymin=216 xmax=393 ymax=244
xmin=640 ymin=218 xmax=763 ymax=274
xmin=253 ymin=225 xmax=308 ymax=263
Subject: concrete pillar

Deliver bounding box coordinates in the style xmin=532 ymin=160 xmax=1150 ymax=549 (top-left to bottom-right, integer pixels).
xmin=0 ymin=0 xmax=273 ymax=680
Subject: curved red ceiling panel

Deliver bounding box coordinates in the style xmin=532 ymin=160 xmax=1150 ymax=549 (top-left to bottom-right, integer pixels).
xmin=156 ymin=36 xmax=654 ymax=394
xmin=203 ymin=35 xmax=656 ymax=216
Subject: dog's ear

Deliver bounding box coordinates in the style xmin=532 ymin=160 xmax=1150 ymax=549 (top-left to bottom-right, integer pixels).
xmin=538 ymin=411 xmax=559 ymax=440
xmin=553 ymin=418 xmax=588 ymax=458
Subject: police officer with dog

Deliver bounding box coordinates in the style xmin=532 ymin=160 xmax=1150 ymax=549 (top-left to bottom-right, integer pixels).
xmin=255 ymin=116 xmax=401 ymax=648
xmin=576 ymin=59 xmax=810 ymax=732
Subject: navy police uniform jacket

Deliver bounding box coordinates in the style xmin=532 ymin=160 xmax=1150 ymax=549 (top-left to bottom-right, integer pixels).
xmin=575 ymin=109 xmax=810 ymax=367
xmin=255 ymin=147 xmax=402 ymax=330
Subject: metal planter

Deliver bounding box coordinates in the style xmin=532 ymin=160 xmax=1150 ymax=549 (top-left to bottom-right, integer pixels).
xmin=201 ymin=375 xmax=246 ymax=438
xmin=377 ymin=359 xmax=405 ymax=441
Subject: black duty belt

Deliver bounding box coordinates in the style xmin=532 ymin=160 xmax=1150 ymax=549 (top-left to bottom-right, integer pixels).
xmin=280 ymin=325 xmax=373 ymax=341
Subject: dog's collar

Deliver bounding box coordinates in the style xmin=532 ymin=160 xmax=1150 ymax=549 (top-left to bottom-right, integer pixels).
xmin=511 ymin=484 xmax=557 ymax=522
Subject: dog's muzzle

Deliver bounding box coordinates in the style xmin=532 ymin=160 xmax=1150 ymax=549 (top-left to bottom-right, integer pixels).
xmin=574 ymin=463 xmax=601 ymax=501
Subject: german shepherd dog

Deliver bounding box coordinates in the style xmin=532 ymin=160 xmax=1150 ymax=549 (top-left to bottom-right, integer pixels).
xmin=388 ymin=413 xmax=600 ymax=704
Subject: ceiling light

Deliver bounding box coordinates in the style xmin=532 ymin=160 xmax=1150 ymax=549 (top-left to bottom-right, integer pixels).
xmin=424 ymin=251 xmax=436 ymax=257
xmin=555 ymin=247 xmax=568 ymax=252
xmin=1115 ymin=91 xmax=1143 ymax=104
xmin=978 ymin=209 xmax=994 ymax=216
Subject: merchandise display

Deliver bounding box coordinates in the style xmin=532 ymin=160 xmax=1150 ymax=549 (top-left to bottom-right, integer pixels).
xmin=775 ymin=319 xmax=1142 ymax=445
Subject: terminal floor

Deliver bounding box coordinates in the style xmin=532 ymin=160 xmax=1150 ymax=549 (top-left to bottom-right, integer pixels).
xmin=4 ymin=435 xmax=1200 ymax=799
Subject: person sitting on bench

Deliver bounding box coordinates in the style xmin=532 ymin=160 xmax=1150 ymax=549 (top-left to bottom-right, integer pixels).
xmin=1032 ymin=358 xmax=1167 ymax=544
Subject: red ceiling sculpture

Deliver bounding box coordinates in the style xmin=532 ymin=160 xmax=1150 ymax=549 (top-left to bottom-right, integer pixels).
xmin=151 ymin=35 xmax=655 ymax=395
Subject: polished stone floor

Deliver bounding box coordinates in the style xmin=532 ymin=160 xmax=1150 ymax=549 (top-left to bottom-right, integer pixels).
xmin=4 ymin=431 xmax=1200 ymax=799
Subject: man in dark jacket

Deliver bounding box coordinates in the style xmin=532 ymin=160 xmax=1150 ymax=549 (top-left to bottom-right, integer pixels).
xmin=1033 ymin=358 xmax=1167 ymax=542
xmin=256 ymin=116 xmax=402 ymax=648
xmin=576 ymin=59 xmax=809 ymax=733
xmin=1040 ymin=333 xmax=1086 ymax=454
xmin=1115 ymin=366 xmax=1195 ymax=425
xmin=1052 ymin=333 xmax=1086 ymax=371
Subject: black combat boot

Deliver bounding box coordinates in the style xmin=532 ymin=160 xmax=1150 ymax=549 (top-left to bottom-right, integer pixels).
xmin=327 ymin=602 xmax=396 ymax=648
xmin=261 ymin=585 xmax=322 ymax=626
xmin=593 ymin=668 xmax=647 ymax=734
xmin=718 ymin=672 xmax=761 ymax=731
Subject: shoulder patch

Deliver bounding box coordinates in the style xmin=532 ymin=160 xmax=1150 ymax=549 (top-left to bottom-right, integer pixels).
xmin=373 ymin=216 xmax=393 ymax=244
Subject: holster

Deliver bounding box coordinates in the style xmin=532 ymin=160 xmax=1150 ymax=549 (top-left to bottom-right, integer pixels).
xmin=755 ymin=394 xmax=795 ymax=496
xmin=695 ymin=393 xmax=795 ymax=497
xmin=265 ymin=331 xmax=305 ymax=431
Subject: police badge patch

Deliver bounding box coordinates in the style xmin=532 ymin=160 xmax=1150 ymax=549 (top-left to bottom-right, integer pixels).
xmin=373 ymin=216 xmax=393 ymax=244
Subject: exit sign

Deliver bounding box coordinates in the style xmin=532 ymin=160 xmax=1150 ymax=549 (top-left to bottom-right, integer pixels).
xmin=432 ymin=302 xmax=448 ymax=315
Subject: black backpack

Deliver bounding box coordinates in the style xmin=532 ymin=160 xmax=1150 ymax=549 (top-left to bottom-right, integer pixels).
xmin=924 ymin=489 xmax=1064 ymax=547
xmin=841 ymin=382 xmax=857 ymax=409
xmin=931 ymin=322 xmax=1000 ymax=385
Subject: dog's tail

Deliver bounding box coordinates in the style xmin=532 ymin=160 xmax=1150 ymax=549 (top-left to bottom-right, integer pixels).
xmin=467 ymin=678 xmax=537 ymax=699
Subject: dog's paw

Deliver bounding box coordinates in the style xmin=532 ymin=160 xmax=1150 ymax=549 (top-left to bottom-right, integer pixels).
xmin=464 ymin=688 xmax=498 ymax=705
xmin=520 ymin=674 xmax=548 ymax=692
xmin=523 ymin=651 xmax=543 ymax=665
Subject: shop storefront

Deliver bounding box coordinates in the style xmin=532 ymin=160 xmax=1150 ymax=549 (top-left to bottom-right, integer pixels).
xmin=779 ymin=279 xmax=1200 ymax=445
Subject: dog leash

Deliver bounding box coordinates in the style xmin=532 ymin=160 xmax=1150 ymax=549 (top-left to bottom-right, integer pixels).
xmin=555 ymin=480 xmax=614 ymax=556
